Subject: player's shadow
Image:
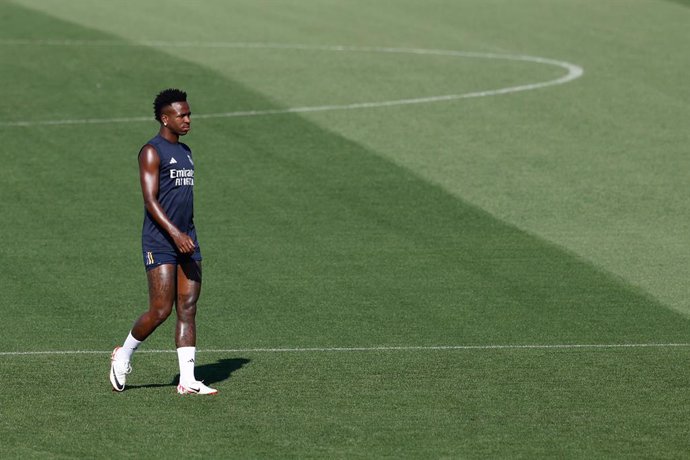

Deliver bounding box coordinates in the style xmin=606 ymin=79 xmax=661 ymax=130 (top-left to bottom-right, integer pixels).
xmin=187 ymin=357 xmax=251 ymax=385
xmin=126 ymin=357 xmax=250 ymax=390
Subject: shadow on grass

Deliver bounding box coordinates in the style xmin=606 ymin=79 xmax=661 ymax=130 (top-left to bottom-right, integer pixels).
xmin=125 ymin=357 xmax=250 ymax=391
xmin=194 ymin=357 xmax=251 ymax=385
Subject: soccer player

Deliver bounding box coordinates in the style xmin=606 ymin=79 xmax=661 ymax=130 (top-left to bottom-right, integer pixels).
xmin=109 ymin=89 xmax=217 ymax=395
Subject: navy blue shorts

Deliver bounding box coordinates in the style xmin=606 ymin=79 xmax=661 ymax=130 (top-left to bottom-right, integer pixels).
xmin=143 ymin=248 xmax=202 ymax=271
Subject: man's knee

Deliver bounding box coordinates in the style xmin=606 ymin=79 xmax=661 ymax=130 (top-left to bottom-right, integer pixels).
xmin=149 ymin=302 xmax=174 ymax=323
xmin=176 ymin=297 xmax=197 ymax=319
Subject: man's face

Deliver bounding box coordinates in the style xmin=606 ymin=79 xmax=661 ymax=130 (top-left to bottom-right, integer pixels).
xmin=161 ymin=101 xmax=191 ymax=136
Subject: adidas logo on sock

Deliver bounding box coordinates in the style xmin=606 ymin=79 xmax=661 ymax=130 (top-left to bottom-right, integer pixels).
xmin=187 ymin=358 xmax=195 ymax=363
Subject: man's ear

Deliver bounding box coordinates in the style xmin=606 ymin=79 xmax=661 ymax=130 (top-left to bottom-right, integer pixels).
xmin=161 ymin=113 xmax=168 ymax=126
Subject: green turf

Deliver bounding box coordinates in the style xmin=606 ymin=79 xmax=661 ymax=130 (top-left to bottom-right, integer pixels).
xmin=3 ymin=349 xmax=690 ymax=458
xmin=1 ymin=0 xmax=690 ymax=458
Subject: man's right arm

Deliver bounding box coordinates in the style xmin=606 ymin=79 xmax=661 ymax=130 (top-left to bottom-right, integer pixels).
xmin=138 ymin=144 xmax=196 ymax=254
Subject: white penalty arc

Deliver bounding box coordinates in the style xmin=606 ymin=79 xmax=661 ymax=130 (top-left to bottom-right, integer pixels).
xmin=0 ymin=40 xmax=584 ymax=127
xmin=1 ymin=343 xmax=689 ymax=357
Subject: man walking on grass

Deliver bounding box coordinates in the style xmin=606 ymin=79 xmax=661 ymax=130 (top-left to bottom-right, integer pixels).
xmin=109 ymin=88 xmax=217 ymax=395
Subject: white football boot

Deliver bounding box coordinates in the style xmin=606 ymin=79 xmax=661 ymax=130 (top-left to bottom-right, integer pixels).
xmin=109 ymin=347 xmax=132 ymax=392
xmin=177 ymin=380 xmax=218 ymax=395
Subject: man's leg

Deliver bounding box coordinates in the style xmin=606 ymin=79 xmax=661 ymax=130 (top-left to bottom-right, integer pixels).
xmin=110 ymin=264 xmax=176 ymax=391
xmin=132 ymin=264 xmax=177 ymax=341
xmin=175 ymin=260 xmax=216 ymax=395
xmin=175 ymin=259 xmax=201 ymax=348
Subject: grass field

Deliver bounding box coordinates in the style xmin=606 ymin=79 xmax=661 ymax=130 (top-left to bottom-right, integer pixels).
xmin=1 ymin=0 xmax=690 ymax=457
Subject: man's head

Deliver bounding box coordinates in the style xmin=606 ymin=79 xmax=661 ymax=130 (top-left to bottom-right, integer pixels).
xmin=153 ymin=88 xmax=191 ymax=136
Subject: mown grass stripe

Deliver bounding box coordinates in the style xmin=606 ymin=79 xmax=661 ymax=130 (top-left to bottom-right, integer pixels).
xmin=2 ymin=342 xmax=689 ymax=356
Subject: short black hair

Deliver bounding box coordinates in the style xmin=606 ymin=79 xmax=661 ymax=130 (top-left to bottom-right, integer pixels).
xmin=153 ymin=88 xmax=187 ymax=122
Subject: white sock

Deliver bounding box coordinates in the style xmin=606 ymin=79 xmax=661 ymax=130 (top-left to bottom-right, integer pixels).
xmin=177 ymin=346 xmax=197 ymax=384
xmin=116 ymin=332 xmax=141 ymax=361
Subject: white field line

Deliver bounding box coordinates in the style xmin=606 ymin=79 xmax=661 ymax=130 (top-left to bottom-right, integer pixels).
xmin=0 ymin=40 xmax=584 ymax=127
xmin=1 ymin=343 xmax=689 ymax=357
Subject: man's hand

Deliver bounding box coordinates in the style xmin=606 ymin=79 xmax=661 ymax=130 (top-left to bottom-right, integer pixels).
xmin=172 ymin=230 xmax=196 ymax=254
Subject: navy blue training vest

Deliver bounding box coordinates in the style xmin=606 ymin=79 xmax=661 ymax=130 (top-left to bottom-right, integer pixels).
xmin=141 ymin=134 xmax=198 ymax=253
